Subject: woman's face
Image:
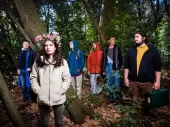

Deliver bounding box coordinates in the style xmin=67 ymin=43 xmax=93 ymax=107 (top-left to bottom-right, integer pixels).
xmin=44 ymin=40 xmax=56 ymax=55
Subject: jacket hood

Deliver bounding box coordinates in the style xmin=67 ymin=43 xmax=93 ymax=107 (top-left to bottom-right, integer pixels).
xmin=95 ymin=42 xmax=100 ymax=51
xmin=40 ymin=56 xmax=56 ymax=65
xmin=72 ymin=40 xmax=78 ymax=52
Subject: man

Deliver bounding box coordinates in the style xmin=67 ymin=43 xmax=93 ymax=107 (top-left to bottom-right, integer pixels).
xmin=17 ymin=40 xmax=36 ymax=102
xmin=67 ymin=40 xmax=84 ymax=98
xmin=87 ymin=42 xmax=103 ymax=94
xmin=124 ymin=30 xmax=161 ymax=103
xmin=103 ymin=36 xmax=123 ymax=103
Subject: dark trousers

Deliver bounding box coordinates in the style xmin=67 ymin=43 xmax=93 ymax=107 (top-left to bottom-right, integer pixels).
xmin=129 ymin=81 xmax=154 ymax=103
xmin=39 ymin=104 xmax=64 ymax=127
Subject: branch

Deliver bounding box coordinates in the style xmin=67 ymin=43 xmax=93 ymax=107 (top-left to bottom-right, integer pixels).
xmin=5 ymin=7 xmax=34 ymax=47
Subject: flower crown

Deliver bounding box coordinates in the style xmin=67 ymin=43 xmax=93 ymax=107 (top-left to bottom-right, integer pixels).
xmin=34 ymin=32 xmax=61 ymax=47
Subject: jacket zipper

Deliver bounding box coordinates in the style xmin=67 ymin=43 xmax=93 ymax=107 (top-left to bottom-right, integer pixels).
xmin=49 ymin=65 xmax=50 ymax=106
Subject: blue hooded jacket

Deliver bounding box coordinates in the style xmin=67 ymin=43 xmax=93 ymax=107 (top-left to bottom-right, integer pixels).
xmin=67 ymin=40 xmax=84 ymax=76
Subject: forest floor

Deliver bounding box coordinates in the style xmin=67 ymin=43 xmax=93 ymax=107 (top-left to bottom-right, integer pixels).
xmin=0 ymin=71 xmax=170 ymax=127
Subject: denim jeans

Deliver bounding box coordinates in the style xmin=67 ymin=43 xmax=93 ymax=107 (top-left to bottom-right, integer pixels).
xmin=20 ymin=72 xmax=31 ymax=101
xmin=106 ymin=63 xmax=121 ymax=102
xmin=90 ymin=74 xmax=102 ymax=94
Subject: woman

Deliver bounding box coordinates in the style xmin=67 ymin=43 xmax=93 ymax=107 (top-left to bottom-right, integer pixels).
xmin=87 ymin=42 xmax=103 ymax=94
xmin=30 ymin=33 xmax=71 ymax=127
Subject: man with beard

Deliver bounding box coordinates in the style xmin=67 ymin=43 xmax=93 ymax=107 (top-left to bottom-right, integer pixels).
xmin=124 ymin=30 xmax=161 ymax=103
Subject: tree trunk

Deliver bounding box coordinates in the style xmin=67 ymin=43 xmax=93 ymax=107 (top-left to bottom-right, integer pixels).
xmin=14 ymin=0 xmax=47 ymax=42
xmin=164 ymin=0 xmax=170 ymax=20
xmin=137 ymin=0 xmax=142 ymax=21
xmin=83 ymin=0 xmax=106 ymax=45
xmin=4 ymin=6 xmax=34 ymax=47
xmin=0 ymin=71 xmax=26 ymax=127
xmin=102 ymin=0 xmax=115 ymax=33
xmin=65 ymin=86 xmax=93 ymax=124
xmin=99 ymin=3 xmax=104 ymax=27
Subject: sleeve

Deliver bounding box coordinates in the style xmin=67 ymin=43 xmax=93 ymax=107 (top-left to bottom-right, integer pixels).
xmin=124 ymin=49 xmax=130 ymax=69
xmin=153 ymin=49 xmax=161 ymax=72
xmin=102 ymin=49 xmax=106 ymax=72
xmin=79 ymin=50 xmax=85 ymax=72
xmin=87 ymin=53 xmax=91 ymax=72
xmin=118 ymin=47 xmax=123 ymax=69
xmin=30 ymin=62 xmax=40 ymax=94
xmin=30 ymin=50 xmax=37 ymax=69
xmin=60 ymin=59 xmax=71 ymax=94
xmin=66 ymin=52 xmax=70 ymax=68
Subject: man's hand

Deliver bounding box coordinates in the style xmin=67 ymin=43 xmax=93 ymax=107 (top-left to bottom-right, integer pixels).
xmin=17 ymin=69 xmax=20 ymax=75
xmin=77 ymin=69 xmax=80 ymax=73
xmin=27 ymin=68 xmax=31 ymax=72
xmin=153 ymin=81 xmax=160 ymax=90
xmin=103 ymin=72 xmax=106 ymax=75
xmin=124 ymin=78 xmax=129 ymax=87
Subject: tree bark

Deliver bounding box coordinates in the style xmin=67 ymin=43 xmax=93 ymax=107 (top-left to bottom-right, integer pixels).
xmin=0 ymin=71 xmax=26 ymax=127
xmin=83 ymin=0 xmax=106 ymax=45
xmin=65 ymin=85 xmax=93 ymax=124
xmin=5 ymin=7 xmax=34 ymax=47
xmin=14 ymin=0 xmax=47 ymax=42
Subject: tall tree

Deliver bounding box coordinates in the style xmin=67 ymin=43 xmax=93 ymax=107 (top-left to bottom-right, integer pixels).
xmin=14 ymin=0 xmax=47 ymax=42
xmin=83 ymin=0 xmax=106 ymax=44
xmin=0 ymin=71 xmax=26 ymax=127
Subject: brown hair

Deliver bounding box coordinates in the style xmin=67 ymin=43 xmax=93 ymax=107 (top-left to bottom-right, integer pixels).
xmin=134 ymin=30 xmax=148 ymax=44
xmin=107 ymin=35 xmax=116 ymax=40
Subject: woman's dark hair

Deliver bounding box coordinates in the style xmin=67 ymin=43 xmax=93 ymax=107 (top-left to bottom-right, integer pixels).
xmin=36 ymin=39 xmax=63 ymax=68
xmin=134 ymin=30 xmax=148 ymax=44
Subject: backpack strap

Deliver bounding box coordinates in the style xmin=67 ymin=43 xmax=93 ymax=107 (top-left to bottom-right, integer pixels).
xmin=77 ymin=49 xmax=80 ymax=59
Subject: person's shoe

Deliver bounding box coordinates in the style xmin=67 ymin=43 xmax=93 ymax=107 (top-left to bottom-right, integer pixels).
xmin=116 ymin=98 xmax=124 ymax=105
xmin=23 ymin=98 xmax=29 ymax=102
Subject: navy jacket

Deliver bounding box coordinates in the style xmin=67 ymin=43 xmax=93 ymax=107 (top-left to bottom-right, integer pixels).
xmin=17 ymin=47 xmax=36 ymax=70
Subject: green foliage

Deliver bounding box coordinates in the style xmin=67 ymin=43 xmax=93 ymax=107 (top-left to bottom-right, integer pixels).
xmin=114 ymin=105 xmax=138 ymax=127
xmin=84 ymin=94 xmax=102 ymax=108
xmin=154 ymin=17 xmax=170 ymax=67
xmin=54 ymin=1 xmax=97 ymax=58
xmin=116 ymin=117 xmax=137 ymax=127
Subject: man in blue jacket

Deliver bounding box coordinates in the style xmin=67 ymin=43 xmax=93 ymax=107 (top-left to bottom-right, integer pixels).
xmin=67 ymin=40 xmax=84 ymax=98
xmin=17 ymin=40 xmax=36 ymax=102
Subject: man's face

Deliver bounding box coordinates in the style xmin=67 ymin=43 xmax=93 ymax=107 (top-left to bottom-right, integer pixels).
xmin=22 ymin=41 xmax=30 ymax=49
xmin=108 ymin=37 xmax=115 ymax=45
xmin=69 ymin=41 xmax=74 ymax=49
xmin=92 ymin=43 xmax=96 ymax=49
xmin=135 ymin=34 xmax=144 ymax=44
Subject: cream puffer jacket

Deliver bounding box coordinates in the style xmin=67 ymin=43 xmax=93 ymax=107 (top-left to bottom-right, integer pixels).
xmin=30 ymin=57 xmax=71 ymax=106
